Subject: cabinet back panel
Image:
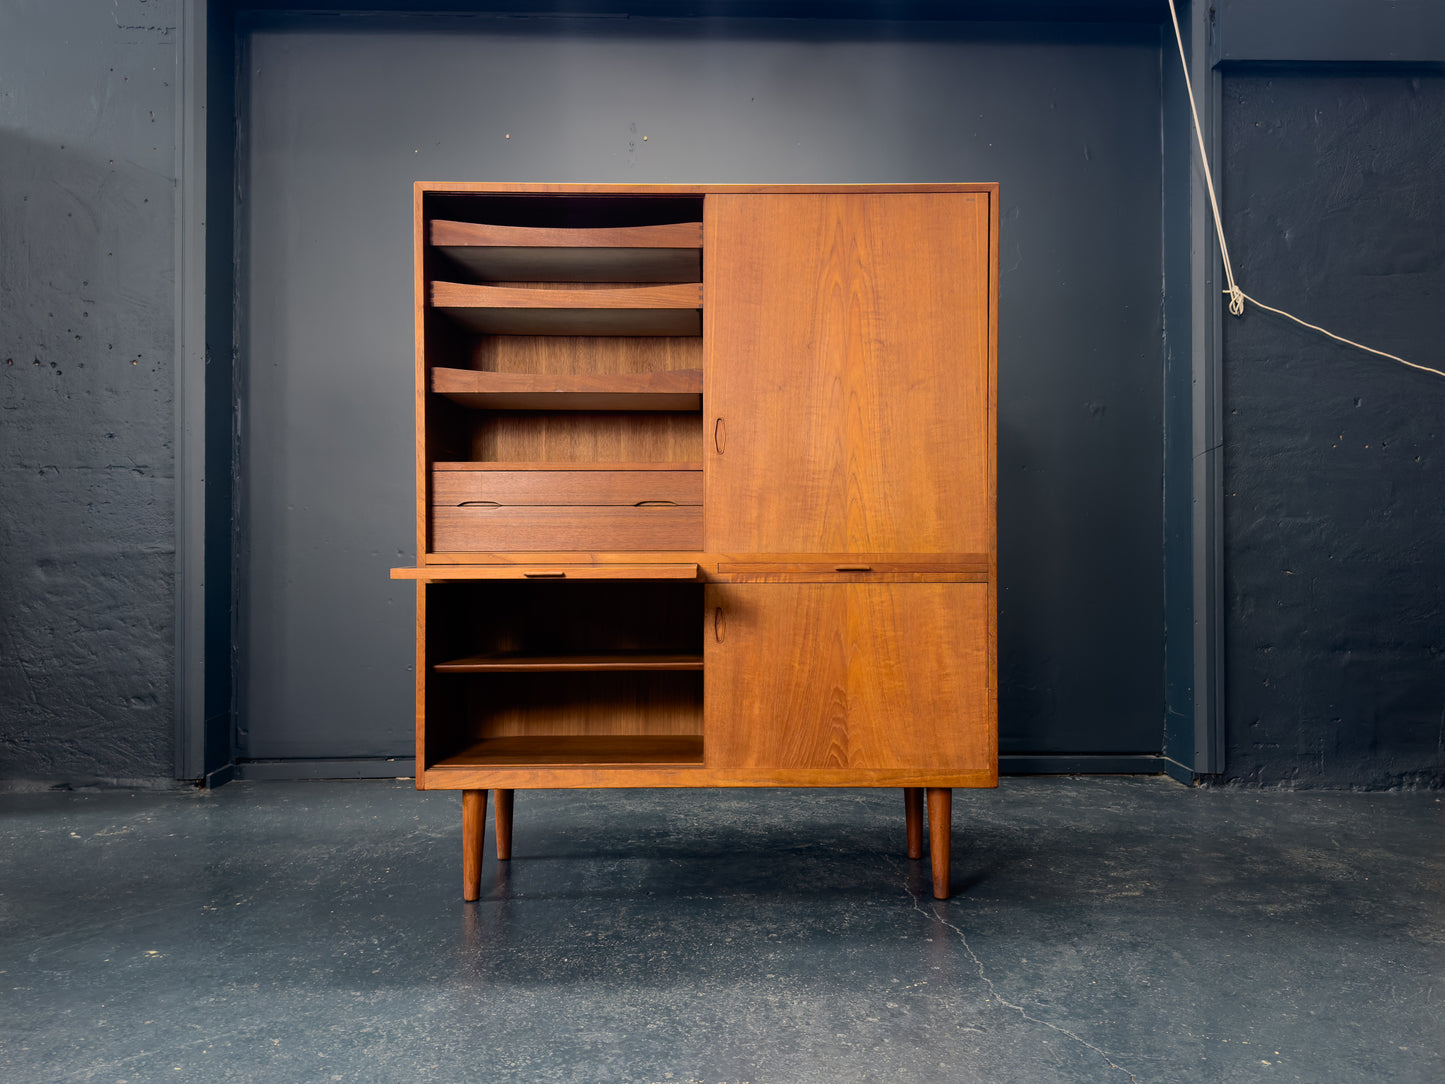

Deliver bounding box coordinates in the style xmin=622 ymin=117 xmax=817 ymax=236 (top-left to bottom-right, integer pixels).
xmin=469 ymin=335 xmax=702 ymax=376
xmin=465 ymin=672 xmax=704 ymax=738
xmin=471 ymin=412 xmax=704 ymax=463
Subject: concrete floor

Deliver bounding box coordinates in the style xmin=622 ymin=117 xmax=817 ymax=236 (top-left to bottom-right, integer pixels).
xmin=0 ymin=777 xmax=1440 ymax=1083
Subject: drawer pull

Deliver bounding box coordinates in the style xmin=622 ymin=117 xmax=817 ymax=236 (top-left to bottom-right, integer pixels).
xmin=713 ymin=607 xmax=725 ymax=643
xmin=714 ymin=416 xmax=727 ymax=454
xmin=523 ymin=571 xmax=567 ymax=578
xmin=457 ymin=500 xmax=500 ymax=508
xmin=835 ymin=565 xmax=872 ymax=572
xmin=634 ymin=500 xmax=678 ymax=507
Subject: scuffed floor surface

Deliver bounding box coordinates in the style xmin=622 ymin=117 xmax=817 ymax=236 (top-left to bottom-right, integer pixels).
xmin=1 ymin=778 xmax=1440 ymax=1083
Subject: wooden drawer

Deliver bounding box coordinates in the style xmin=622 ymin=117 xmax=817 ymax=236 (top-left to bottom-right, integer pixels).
xmin=431 ymin=468 xmax=702 ymax=552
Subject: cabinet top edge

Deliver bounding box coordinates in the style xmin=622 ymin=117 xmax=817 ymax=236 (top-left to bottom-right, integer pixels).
xmin=415 ymin=182 xmax=999 ymax=196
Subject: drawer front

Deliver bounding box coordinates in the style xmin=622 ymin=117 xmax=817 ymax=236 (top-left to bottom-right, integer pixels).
xmin=433 ymin=469 xmax=701 ymax=507
xmin=431 ymin=468 xmax=702 ymax=551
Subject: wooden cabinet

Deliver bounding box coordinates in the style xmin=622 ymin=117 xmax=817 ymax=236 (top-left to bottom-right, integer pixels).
xmin=393 ymin=183 xmax=998 ymax=903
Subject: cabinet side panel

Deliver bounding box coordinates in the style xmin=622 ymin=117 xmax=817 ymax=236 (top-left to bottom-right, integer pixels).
xmin=705 ymin=193 xmax=991 ymax=554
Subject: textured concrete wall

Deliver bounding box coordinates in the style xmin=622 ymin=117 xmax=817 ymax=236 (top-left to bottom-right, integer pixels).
xmin=0 ymin=0 xmax=178 ymax=785
xmin=1221 ymin=72 xmax=1445 ymax=787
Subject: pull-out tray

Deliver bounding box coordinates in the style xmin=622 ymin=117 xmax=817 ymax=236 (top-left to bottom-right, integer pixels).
xmin=430 ymin=466 xmax=702 ymax=552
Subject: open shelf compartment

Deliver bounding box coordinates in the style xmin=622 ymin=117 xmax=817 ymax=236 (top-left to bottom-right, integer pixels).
xmin=422 ymin=580 xmax=704 ymax=771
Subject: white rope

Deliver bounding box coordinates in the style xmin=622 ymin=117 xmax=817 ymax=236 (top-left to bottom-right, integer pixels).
xmin=1165 ymin=0 xmax=1444 ymax=379
xmin=1231 ymin=291 xmax=1445 ymax=379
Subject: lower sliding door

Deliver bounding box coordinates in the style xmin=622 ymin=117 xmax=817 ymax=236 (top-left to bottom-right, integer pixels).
xmin=703 ymin=582 xmax=993 ymax=771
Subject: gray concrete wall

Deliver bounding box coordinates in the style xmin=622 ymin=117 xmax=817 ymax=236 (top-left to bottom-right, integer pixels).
xmin=0 ymin=0 xmax=178 ymax=786
xmin=1220 ymin=71 xmax=1445 ymax=788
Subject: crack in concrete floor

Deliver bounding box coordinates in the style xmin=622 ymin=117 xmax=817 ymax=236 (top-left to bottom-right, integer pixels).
xmin=895 ymin=857 xmax=1141 ymax=1083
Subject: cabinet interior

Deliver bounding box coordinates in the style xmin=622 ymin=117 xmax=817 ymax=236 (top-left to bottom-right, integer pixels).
xmin=422 ymin=581 xmax=705 ymax=770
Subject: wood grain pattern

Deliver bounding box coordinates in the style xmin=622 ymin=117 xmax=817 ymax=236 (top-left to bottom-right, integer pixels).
xmin=434 ymin=281 xmax=702 ymax=336
xmin=433 ymin=281 xmax=702 ymax=310
xmin=715 ymin=557 xmax=987 ymax=573
xmin=469 ymin=334 xmax=701 ymax=380
xmin=704 ymin=193 xmax=990 ymax=553
xmin=927 ymin=787 xmax=952 ymax=899
xmin=431 ymin=218 xmax=701 ymax=284
xmin=432 ymin=468 xmax=701 ymax=507
xmin=713 ymin=572 xmax=987 ymax=584
xmin=431 ymin=504 xmax=702 ymax=552
xmin=434 ymin=462 xmax=704 ymax=472
xmin=431 ymin=219 xmax=702 ymax=247
xmin=704 ymin=583 xmax=991 ymax=771
xmin=471 ymin=411 xmax=703 ymax=465
xmin=462 ymin=788 xmax=486 ymax=901
xmin=392 ymin=564 xmax=701 ymax=581
xmin=460 ymin=671 xmax=702 ymax=739
xmin=431 ymin=367 xmax=702 ymax=411
xmin=421 ymin=766 xmax=997 ymax=789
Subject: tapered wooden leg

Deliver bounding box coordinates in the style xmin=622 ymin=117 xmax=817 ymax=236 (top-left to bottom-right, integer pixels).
xmin=462 ymin=789 xmax=487 ymax=902
xmin=926 ymin=787 xmax=952 ymax=900
xmin=904 ymin=788 xmax=925 ymax=859
xmin=494 ymin=789 xmax=514 ymax=861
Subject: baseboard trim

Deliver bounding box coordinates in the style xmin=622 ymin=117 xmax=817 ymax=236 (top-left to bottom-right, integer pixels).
xmin=232 ymin=757 xmax=417 ymax=781
xmin=999 ymin=754 xmax=1175 ymax=776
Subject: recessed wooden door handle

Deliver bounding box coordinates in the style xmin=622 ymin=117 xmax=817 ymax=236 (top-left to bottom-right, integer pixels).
xmin=634 ymin=500 xmax=677 ymax=507
xmin=835 ymin=565 xmax=872 ymax=572
xmin=714 ymin=417 xmax=726 ymax=454
xmin=713 ymin=607 xmax=725 ymax=643
xmin=458 ymin=500 xmax=500 ymax=508
xmin=523 ymin=572 xmax=566 ymax=578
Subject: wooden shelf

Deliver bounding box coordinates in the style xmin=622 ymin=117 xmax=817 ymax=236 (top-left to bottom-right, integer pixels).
xmin=431 ymin=735 xmax=705 ymax=768
xmin=434 ymin=651 xmax=703 ymax=673
xmin=431 ymin=281 xmax=702 ymax=336
xmin=433 ymin=462 xmax=703 ymax=472
xmin=431 ymin=367 xmax=702 ymax=411
xmin=431 ymin=219 xmax=702 ymax=282
xmin=391 ymin=563 xmax=701 ymax=581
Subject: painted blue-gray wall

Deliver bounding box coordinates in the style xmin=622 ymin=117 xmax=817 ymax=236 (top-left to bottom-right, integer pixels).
xmin=235 ymin=15 xmax=1167 ymax=764
xmin=0 ymin=0 xmax=179 ymax=786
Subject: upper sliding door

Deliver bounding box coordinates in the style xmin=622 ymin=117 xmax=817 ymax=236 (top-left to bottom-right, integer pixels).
xmin=704 ymin=192 xmax=992 ymax=556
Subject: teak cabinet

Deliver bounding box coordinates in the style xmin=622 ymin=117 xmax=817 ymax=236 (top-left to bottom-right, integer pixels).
xmin=392 ymin=182 xmax=998 ymax=902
